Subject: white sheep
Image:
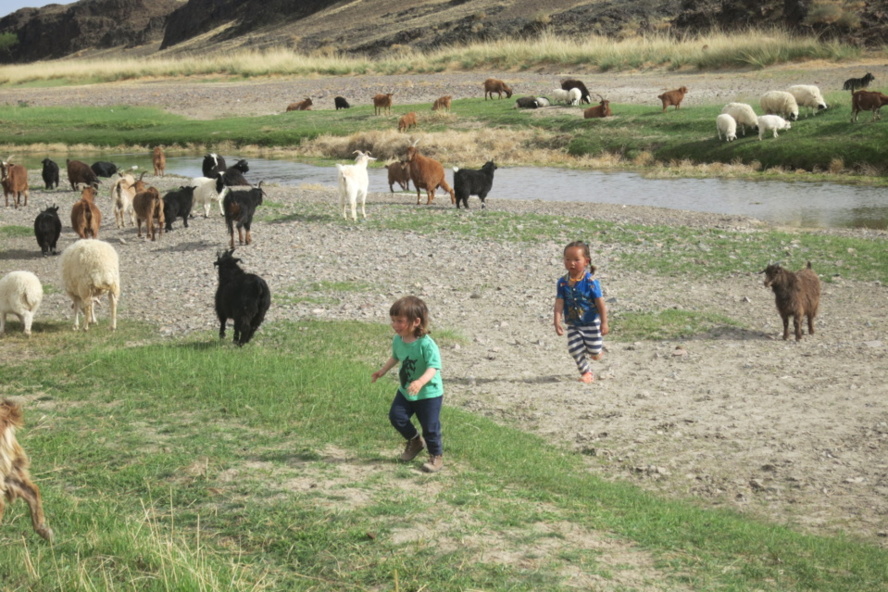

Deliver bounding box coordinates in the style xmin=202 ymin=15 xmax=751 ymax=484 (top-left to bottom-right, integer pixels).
xmin=760 ymin=91 xmax=799 ymax=121
xmin=60 ymin=239 xmax=120 ymax=331
xmin=757 ymin=115 xmax=791 ymax=140
xmin=0 ymin=271 xmax=43 ymax=337
xmin=110 ymin=173 xmax=136 ymax=228
xmin=191 ymin=176 xmax=229 ymax=218
xmin=787 ymin=84 xmax=828 ymax=117
xmin=721 ymin=102 xmax=758 ymax=136
xmin=550 ymin=88 xmax=581 ymax=106
xmin=337 ymin=150 xmax=376 ymax=220
xmin=716 ymin=113 xmax=737 ymax=142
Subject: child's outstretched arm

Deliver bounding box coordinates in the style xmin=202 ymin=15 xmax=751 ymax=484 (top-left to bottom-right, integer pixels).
xmin=553 ymin=297 xmax=565 ymax=336
xmin=408 ymin=367 xmax=438 ymax=396
xmin=595 ymin=296 xmax=609 ymax=336
xmin=371 ymin=357 xmax=398 ymax=382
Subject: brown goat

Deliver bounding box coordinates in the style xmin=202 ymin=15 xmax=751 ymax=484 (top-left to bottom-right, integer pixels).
xmin=405 ymin=140 xmax=455 ymax=206
xmin=0 ymin=399 xmax=53 ymax=541
xmin=133 ymin=187 xmax=165 ymax=241
xmin=398 ymin=112 xmax=417 ymax=133
xmin=373 ymin=93 xmax=393 ymax=115
xmin=286 ymin=98 xmax=313 ymax=111
xmin=584 ymin=95 xmax=612 ymax=118
xmin=432 ymin=95 xmax=452 ymax=111
xmin=71 ymin=186 xmax=101 ymax=239
xmin=66 ymin=159 xmax=100 ymax=191
xmin=386 ymin=160 xmax=411 ymax=192
xmin=483 ymin=78 xmax=513 ymax=100
xmin=0 ymin=158 xmax=29 ymax=208
xmin=152 ymin=146 xmax=166 ymax=177
xmin=850 ymin=90 xmax=888 ymax=122
xmin=658 ymin=86 xmax=688 ymax=111
xmin=762 ymin=262 xmax=820 ymax=341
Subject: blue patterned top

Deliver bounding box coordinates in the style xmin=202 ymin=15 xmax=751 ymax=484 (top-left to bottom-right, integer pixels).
xmin=556 ymin=272 xmax=602 ymax=327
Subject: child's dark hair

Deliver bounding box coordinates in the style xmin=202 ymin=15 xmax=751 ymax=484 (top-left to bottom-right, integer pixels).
xmin=390 ymin=296 xmax=430 ymax=338
xmin=564 ymin=241 xmax=596 ymax=274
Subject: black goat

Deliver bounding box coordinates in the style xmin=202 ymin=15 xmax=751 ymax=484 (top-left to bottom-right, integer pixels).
xmin=33 ymin=205 xmax=62 ymax=256
xmin=213 ymin=249 xmax=271 ymax=346
xmin=762 ymin=262 xmax=821 ymax=341
xmin=561 ymin=78 xmax=592 ymax=104
xmin=843 ymin=72 xmax=874 ymax=92
xmin=202 ymin=153 xmax=227 ymax=178
xmin=334 ymin=96 xmax=351 ymax=110
xmin=515 ymin=96 xmax=539 ymax=109
xmin=91 ymin=161 xmax=118 ymax=178
xmin=453 ymin=161 xmax=497 ymax=209
xmin=41 ymin=158 xmax=59 ymax=190
xmin=221 ymin=159 xmax=251 ymax=187
xmin=223 ymin=182 xmax=265 ymax=249
xmin=163 ymin=186 xmax=195 ymax=230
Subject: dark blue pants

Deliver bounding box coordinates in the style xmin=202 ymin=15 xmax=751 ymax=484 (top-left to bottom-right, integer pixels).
xmin=389 ymin=391 xmax=443 ymax=456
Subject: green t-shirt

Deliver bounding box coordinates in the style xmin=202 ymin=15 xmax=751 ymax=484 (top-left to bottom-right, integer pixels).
xmin=392 ymin=334 xmax=443 ymax=401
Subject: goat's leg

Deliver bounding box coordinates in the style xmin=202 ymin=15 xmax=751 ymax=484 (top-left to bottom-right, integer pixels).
xmin=237 ymin=227 xmax=245 ymax=245
xmin=781 ymin=314 xmax=790 ymax=340
xmin=360 ymin=191 xmax=367 ymax=219
xmin=793 ymin=314 xmax=803 ymax=341
xmin=415 ymin=187 xmax=421 ymax=205
xmin=807 ymin=314 xmax=816 ymax=336
xmin=109 ymin=292 xmax=118 ymax=331
xmin=7 ymin=475 xmax=53 ymax=541
xmin=218 ymin=315 xmax=227 ymax=339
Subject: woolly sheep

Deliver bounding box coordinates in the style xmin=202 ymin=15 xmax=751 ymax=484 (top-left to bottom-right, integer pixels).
xmin=757 ymin=115 xmax=791 ymax=140
xmin=0 ymin=271 xmax=43 ymax=337
xmin=721 ymin=102 xmax=758 ymax=137
xmin=716 ymin=113 xmax=737 ymax=142
xmin=760 ymin=91 xmax=799 ymax=121
xmin=550 ymin=88 xmax=581 ymax=106
xmin=60 ymin=239 xmax=120 ymax=331
xmin=787 ymin=85 xmax=828 ymax=117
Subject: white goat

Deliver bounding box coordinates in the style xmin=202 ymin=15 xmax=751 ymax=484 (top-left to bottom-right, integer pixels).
xmin=110 ymin=173 xmax=136 ymax=228
xmin=721 ymin=102 xmax=758 ymax=137
xmin=787 ymin=85 xmax=828 ymax=117
xmin=757 ymin=115 xmax=791 ymax=140
xmin=60 ymin=239 xmax=120 ymax=331
xmin=191 ymin=176 xmax=229 ymax=218
xmin=716 ymin=113 xmax=737 ymax=142
xmin=0 ymin=271 xmax=43 ymax=337
xmin=760 ymin=91 xmax=799 ymax=121
xmin=337 ymin=150 xmax=376 ymax=220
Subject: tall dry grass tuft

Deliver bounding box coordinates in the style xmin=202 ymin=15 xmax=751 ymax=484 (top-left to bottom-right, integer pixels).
xmin=828 ymin=157 xmax=845 ymax=174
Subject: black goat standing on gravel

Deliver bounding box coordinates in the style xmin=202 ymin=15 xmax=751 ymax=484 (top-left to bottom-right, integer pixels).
xmin=762 ymin=262 xmax=820 ymax=341
xmin=214 ymin=249 xmax=271 ymax=346
xmin=453 ymin=161 xmax=497 ymax=209
xmin=33 ymin=205 xmax=62 ymax=256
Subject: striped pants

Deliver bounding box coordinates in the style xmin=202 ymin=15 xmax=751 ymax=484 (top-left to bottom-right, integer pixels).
xmin=566 ymin=321 xmax=602 ymax=375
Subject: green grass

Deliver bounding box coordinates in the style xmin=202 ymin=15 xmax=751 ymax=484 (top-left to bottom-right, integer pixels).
xmin=1 ymin=319 xmax=886 ymax=591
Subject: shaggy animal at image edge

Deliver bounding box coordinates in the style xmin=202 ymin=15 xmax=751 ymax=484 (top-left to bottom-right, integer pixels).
xmin=33 ymin=205 xmax=62 ymax=256
xmin=762 ymin=262 xmax=820 ymax=341
xmin=59 ymin=239 xmax=120 ymax=331
xmin=214 ymin=249 xmax=271 ymax=346
xmin=405 ymin=139 xmax=455 ymax=206
xmin=0 ymin=398 xmax=53 ymax=541
xmin=337 ymin=150 xmax=376 ymax=220
xmin=1 ymin=157 xmax=29 ymax=208
xmin=453 ymin=161 xmax=497 ymax=209
xmin=0 ymin=271 xmax=43 ymax=337
xmin=40 ymin=158 xmax=59 ymax=190
xmin=850 ymin=89 xmax=888 ymax=122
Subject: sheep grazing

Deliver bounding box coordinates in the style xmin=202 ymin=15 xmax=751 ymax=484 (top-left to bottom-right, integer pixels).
xmin=760 ymin=91 xmax=799 ymax=121
xmin=405 ymin=140 xmax=455 ymax=206
xmin=110 ymin=172 xmax=138 ymax=229
xmin=514 ymin=96 xmax=540 ymax=109
xmin=386 ymin=160 xmax=411 ymax=192
xmin=843 ymin=72 xmax=874 ymax=92
xmin=66 ymin=159 xmax=100 ymax=191
xmin=133 ymin=186 xmax=165 ymax=241
xmin=721 ymin=102 xmax=758 ymax=136
xmin=223 ymin=183 xmax=265 ymax=249
xmin=0 ymin=399 xmax=53 ymax=541
xmin=202 ymin=153 xmax=227 ymax=178
xmin=583 ymin=95 xmax=612 ymax=118
xmin=336 ymin=150 xmax=376 ymax=220
xmin=757 ymin=115 xmax=791 ymax=140
xmin=71 ymin=186 xmax=102 ymax=239
xmin=0 ymin=271 xmax=43 ymax=337
xmin=191 ymin=175 xmax=229 ymax=217
xmin=60 ymin=239 xmax=120 ymax=331
xmin=221 ymin=159 xmax=251 ymax=187
xmin=432 ymin=95 xmax=452 ymax=111
xmin=163 ymin=186 xmax=195 ymax=231
xmin=787 ymin=85 xmax=828 ymax=117
xmin=213 ymin=249 xmax=271 ymax=346
xmin=483 ymin=78 xmax=512 ymax=100
xmin=90 ymin=161 xmax=118 ymax=177
xmin=398 ymin=112 xmax=417 ymax=132
xmin=334 ymin=96 xmax=351 ymax=110
xmin=453 ymin=161 xmax=497 ymax=209
xmin=716 ymin=113 xmax=737 ymax=142
xmin=850 ymin=90 xmax=888 ymax=123
xmin=152 ymin=146 xmax=166 ymax=177
xmin=286 ymin=98 xmax=313 ymax=111
xmin=41 ymin=158 xmax=59 ymax=190
xmin=658 ymin=86 xmax=688 ymax=111
xmin=561 ymin=79 xmax=592 ymax=104
xmin=550 ymin=88 xmax=581 ymax=106
xmin=0 ymin=158 xmax=29 ymax=209
xmin=762 ymin=262 xmax=820 ymax=341
xmin=33 ymin=206 xmax=62 ymax=256
xmin=373 ymin=93 xmax=393 ymax=115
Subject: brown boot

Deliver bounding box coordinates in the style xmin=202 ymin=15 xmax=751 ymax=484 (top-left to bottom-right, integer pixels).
xmin=399 ymin=435 xmax=425 ymax=461
xmin=421 ymin=454 xmax=443 ymax=473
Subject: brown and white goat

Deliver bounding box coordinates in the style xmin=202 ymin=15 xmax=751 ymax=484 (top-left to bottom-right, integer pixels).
xmin=583 ymin=95 xmax=612 ymax=118
xmin=398 ymin=112 xmax=417 ymax=133
xmin=658 ymin=86 xmax=688 ymax=111
xmin=0 ymin=158 xmax=29 ymax=209
xmin=133 ymin=186 xmax=165 ymax=241
xmin=152 ymin=146 xmax=166 ymax=177
xmin=286 ymin=98 xmax=313 ymax=111
xmin=432 ymin=95 xmax=452 ymax=111
xmin=762 ymin=262 xmax=820 ymax=341
xmin=483 ymin=78 xmax=513 ymax=100
xmin=850 ymin=90 xmax=888 ymax=122
xmin=71 ymin=186 xmax=102 ymax=239
xmin=405 ymin=140 xmax=455 ymax=206
xmin=373 ymin=93 xmax=393 ymax=115
xmin=0 ymin=399 xmax=52 ymax=541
